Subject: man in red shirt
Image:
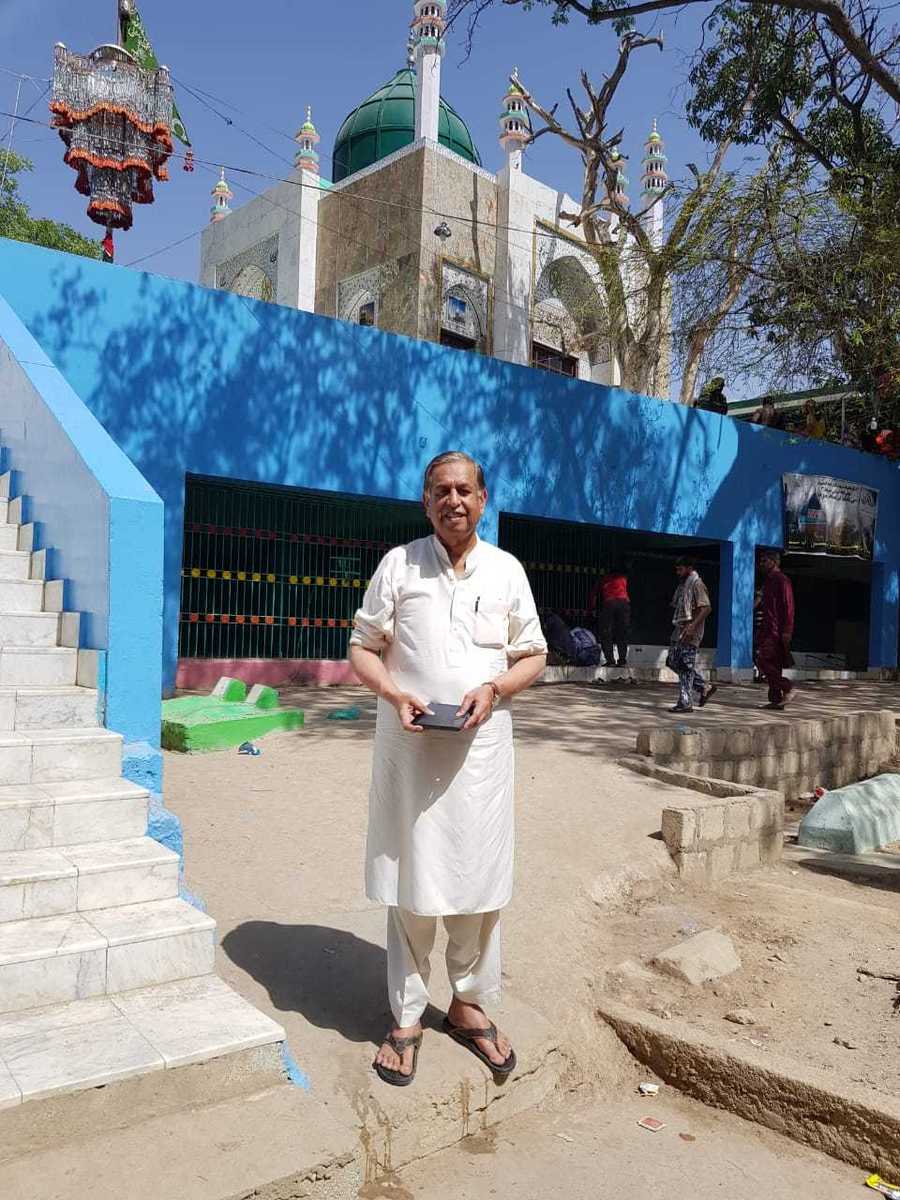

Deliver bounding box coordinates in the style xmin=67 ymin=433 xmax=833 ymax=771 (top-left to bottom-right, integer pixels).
xmin=593 ymin=565 xmax=630 ymax=667
xmin=757 ymin=551 xmax=796 ymax=709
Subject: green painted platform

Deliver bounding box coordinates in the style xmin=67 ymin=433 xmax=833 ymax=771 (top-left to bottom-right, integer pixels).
xmin=162 ymin=678 xmax=304 ymax=752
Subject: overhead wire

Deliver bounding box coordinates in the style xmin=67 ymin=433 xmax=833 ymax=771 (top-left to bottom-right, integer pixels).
xmin=0 ymin=109 xmax=634 ymax=247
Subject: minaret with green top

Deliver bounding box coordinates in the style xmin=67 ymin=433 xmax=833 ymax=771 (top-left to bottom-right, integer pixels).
xmin=499 ymin=68 xmax=531 ymax=173
xmin=640 ymin=119 xmax=668 ymax=247
xmin=209 ymin=167 xmax=233 ymax=223
xmin=295 ymin=106 xmax=321 ymax=175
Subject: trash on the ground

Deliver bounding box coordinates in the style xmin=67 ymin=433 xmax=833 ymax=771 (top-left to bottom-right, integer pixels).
xmin=237 ymin=741 xmax=261 ymax=756
xmin=747 ymin=1038 xmax=764 ymax=1047
xmin=814 ymin=786 xmax=827 ymax=798
xmin=637 ymin=1116 xmax=666 ymax=1133
xmin=678 ymin=920 xmax=702 ymax=936
xmin=638 ymin=1082 xmax=660 ymax=1096
xmin=866 ymin=1174 xmax=900 ymax=1199
xmin=679 ymin=1133 xmax=697 ymax=1143
xmin=833 ymin=1037 xmax=859 ymax=1050
xmin=724 ymin=1009 xmax=756 ymax=1026
xmin=554 ymin=1133 xmax=575 ymax=1144
xmin=327 ymin=706 xmax=361 ymax=721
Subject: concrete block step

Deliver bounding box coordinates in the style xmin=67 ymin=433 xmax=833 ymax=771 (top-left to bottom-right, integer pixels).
xmin=0 ymin=581 xmax=44 ymax=615
xmin=0 ymin=553 xmax=31 ymax=583
xmin=0 ymin=686 xmax=98 ymax=732
xmin=0 ymin=613 xmax=62 ymax=648
xmin=0 ymin=502 xmax=9 ymax=527
xmin=0 ymin=778 xmax=149 ymax=851
xmin=0 ymin=897 xmax=215 ymax=1014
xmin=0 ymin=648 xmax=76 ymax=688
xmin=0 ymin=838 xmax=179 ymax=922
xmin=0 ymin=729 xmax=122 ymax=787
xmin=0 ymin=528 xmax=20 ymax=553
xmin=0 ymin=975 xmax=285 ymax=1127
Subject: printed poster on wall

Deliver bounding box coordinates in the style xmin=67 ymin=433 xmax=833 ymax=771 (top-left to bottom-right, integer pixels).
xmin=783 ymin=473 xmax=877 ymax=559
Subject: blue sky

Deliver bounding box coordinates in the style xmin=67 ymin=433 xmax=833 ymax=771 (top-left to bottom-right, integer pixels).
xmin=1 ymin=0 xmax=718 ymax=281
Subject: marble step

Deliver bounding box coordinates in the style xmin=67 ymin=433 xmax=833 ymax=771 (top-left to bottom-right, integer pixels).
xmin=0 ymin=975 xmax=284 ymax=1114
xmin=0 ymin=612 xmax=68 ymax=649
xmin=0 ymin=897 xmax=215 ymax=1014
xmin=0 ymin=581 xmax=44 ymax=614
xmin=0 ymin=729 xmax=122 ymax=787
xmin=0 ymin=838 xmax=179 ymax=922
xmin=0 ymin=686 xmax=98 ymax=732
xmin=0 ymin=778 xmax=149 ymax=851
xmin=0 ymin=648 xmax=77 ymax=688
xmin=0 ymin=553 xmax=31 ymax=583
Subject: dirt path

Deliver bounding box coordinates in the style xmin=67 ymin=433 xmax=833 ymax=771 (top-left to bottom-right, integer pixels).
xmin=389 ymin=1089 xmax=864 ymax=1200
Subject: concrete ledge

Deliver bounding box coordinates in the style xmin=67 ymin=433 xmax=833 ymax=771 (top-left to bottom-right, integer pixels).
xmin=633 ymin=710 xmax=898 ymax=800
xmin=597 ymin=999 xmax=900 ymax=1179
xmin=620 ymin=756 xmax=783 ymax=881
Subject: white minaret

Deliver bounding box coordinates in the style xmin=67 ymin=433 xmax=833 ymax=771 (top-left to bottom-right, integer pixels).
xmin=411 ymin=1 xmax=446 ymax=142
xmin=499 ymin=68 xmax=531 ymax=173
xmin=639 ymin=119 xmax=668 ymax=248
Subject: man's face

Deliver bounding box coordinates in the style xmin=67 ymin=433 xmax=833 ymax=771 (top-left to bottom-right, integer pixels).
xmin=423 ymin=461 xmax=487 ymax=544
xmin=759 ymin=556 xmax=777 ymax=575
xmin=674 ymin=563 xmax=691 ymax=579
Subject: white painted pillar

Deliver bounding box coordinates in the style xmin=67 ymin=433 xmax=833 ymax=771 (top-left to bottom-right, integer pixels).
xmin=415 ymin=44 xmax=441 ymax=142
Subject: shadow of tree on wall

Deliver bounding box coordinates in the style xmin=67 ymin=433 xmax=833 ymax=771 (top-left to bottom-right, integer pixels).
xmin=16 ymin=250 xmax=900 ymax=680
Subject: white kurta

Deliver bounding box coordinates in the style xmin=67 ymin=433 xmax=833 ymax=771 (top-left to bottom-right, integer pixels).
xmin=350 ymin=535 xmax=546 ymax=916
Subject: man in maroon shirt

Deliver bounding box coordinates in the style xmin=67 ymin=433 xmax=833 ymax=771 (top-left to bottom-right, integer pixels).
xmin=757 ymin=551 xmax=796 ymax=709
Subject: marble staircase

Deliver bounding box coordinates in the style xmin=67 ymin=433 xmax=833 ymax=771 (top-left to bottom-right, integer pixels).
xmin=0 ymin=467 xmax=286 ymax=1136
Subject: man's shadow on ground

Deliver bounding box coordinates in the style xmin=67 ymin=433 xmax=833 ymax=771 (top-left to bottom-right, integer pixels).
xmin=222 ymin=921 xmax=445 ymax=1047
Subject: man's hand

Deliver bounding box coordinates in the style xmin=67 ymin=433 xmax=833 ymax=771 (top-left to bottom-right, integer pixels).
xmin=457 ymin=684 xmax=495 ymax=732
xmin=391 ymin=693 xmax=433 ymax=733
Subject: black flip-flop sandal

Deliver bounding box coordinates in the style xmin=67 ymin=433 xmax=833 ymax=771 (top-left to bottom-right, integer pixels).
xmin=373 ymin=1031 xmax=422 ymax=1087
xmin=442 ymin=1018 xmax=517 ymax=1076
xmin=699 ymin=685 xmax=718 ymax=707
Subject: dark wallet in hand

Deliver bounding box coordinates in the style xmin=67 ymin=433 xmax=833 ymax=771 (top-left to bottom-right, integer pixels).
xmin=411 ymin=702 xmax=470 ymax=731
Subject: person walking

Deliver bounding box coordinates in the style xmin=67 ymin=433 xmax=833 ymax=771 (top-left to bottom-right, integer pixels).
xmin=597 ymin=563 xmax=630 ymax=667
xmin=756 ymin=550 xmax=796 ymax=709
xmin=666 ymin=556 xmax=716 ymax=713
xmin=349 ymin=450 xmax=547 ymax=1087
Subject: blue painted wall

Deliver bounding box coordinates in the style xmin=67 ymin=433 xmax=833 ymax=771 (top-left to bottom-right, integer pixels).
xmin=0 ymin=236 xmax=897 ymax=692
xmin=0 ymin=292 xmax=164 ymax=792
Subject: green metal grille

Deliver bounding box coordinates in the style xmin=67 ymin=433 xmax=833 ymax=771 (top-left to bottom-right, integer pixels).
xmin=179 ymin=474 xmax=430 ymax=661
xmin=498 ymin=512 xmax=720 ymax=645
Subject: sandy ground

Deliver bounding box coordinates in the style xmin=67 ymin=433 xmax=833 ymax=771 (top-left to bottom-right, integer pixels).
xmin=163 ymin=679 xmax=900 ymax=1177
xmin=387 ymin=1090 xmax=865 ymax=1200
xmin=600 ymin=866 xmax=900 ymax=1098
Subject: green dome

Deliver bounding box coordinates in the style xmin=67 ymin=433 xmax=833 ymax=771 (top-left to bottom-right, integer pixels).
xmin=332 ymin=68 xmax=481 ymax=183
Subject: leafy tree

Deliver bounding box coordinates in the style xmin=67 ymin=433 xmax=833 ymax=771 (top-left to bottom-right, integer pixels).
xmin=0 ymin=150 xmax=101 ymax=260
xmin=486 ymin=36 xmax=794 ymax=401
xmin=449 ymin=0 xmax=900 ymax=105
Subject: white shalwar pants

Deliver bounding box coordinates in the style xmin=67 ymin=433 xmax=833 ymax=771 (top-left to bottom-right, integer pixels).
xmin=387 ymin=906 xmax=502 ymax=1028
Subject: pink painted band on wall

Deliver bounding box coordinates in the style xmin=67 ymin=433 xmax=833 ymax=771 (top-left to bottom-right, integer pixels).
xmin=176 ymin=658 xmax=360 ymax=690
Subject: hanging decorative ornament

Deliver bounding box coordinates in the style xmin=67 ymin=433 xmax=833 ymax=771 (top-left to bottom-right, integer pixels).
xmin=50 ymin=40 xmax=174 ymax=231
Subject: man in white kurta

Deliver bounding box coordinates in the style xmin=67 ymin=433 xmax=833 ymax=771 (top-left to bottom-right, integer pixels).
xmin=349 ymin=451 xmax=547 ymax=1086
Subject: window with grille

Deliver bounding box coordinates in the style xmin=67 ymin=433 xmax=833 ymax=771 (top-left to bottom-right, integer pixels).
xmin=531 ymin=341 xmax=577 ymax=378
xmin=179 ymin=475 xmax=430 ymax=661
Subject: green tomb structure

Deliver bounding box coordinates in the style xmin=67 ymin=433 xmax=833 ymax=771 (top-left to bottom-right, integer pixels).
xmin=162 ymin=677 xmax=304 ymax=752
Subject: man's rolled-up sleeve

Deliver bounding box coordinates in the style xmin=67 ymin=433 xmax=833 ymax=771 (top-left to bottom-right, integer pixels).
xmin=349 ymin=551 xmax=396 ymax=653
xmin=507 ymin=566 xmax=548 ymax=661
